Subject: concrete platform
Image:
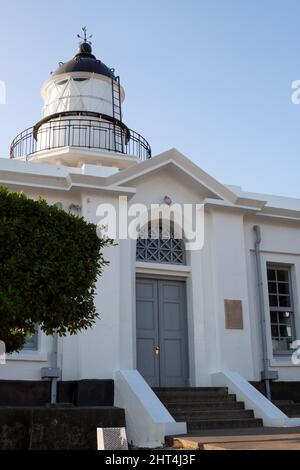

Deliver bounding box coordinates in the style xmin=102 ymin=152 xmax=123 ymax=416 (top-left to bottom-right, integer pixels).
xmin=171 ymin=427 xmax=300 ymax=450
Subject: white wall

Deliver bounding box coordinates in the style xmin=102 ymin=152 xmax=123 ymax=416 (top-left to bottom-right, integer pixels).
xmin=244 ymin=216 xmax=300 ymax=382
xmin=0 ymin=189 xmax=82 ymax=381
xmin=74 ymin=192 xmax=122 ymax=379
xmin=1 ymin=165 xmax=300 ymax=385
xmin=130 ymin=168 xmax=208 ymax=386
xmin=1 ymin=332 xmax=53 ymax=380
xmin=202 ymin=209 xmax=255 ymax=381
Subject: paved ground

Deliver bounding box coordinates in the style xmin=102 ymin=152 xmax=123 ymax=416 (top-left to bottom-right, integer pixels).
xmin=171 ymin=427 xmax=300 ymax=450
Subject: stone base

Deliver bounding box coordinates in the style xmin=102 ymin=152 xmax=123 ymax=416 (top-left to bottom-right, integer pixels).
xmin=251 ymin=381 xmax=300 ymax=402
xmin=0 ymin=379 xmax=114 ymax=406
xmin=0 ymin=406 xmax=125 ymax=450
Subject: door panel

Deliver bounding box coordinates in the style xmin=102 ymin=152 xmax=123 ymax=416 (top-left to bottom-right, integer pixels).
xmin=136 ymin=279 xmax=159 ymax=387
xmin=136 ymin=278 xmax=188 ymax=387
xmin=158 ymin=280 xmax=188 ymax=387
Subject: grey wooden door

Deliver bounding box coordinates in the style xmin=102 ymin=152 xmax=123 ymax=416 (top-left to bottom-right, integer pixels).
xmin=136 ymin=278 xmax=188 ymax=387
xmin=136 ymin=279 xmax=160 ymax=387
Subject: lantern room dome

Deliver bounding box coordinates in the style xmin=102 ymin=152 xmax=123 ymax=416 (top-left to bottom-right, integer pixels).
xmin=52 ymin=42 xmax=115 ymax=79
xmin=9 ymin=29 xmax=152 ymax=163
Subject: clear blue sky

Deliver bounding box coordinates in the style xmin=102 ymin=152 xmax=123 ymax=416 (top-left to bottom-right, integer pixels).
xmin=1 ymin=0 xmax=300 ymax=197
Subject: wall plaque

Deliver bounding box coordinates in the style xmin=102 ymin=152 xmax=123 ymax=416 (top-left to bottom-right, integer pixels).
xmin=224 ymin=299 xmax=243 ymax=329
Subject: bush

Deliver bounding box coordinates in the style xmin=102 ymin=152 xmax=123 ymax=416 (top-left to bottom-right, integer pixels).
xmin=0 ymin=187 xmax=113 ymax=352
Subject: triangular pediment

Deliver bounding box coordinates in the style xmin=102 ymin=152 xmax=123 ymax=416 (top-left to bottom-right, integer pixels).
xmin=106 ymin=148 xmax=238 ymax=204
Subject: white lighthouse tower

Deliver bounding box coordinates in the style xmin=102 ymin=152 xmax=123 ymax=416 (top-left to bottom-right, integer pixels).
xmin=10 ymin=28 xmax=151 ymax=169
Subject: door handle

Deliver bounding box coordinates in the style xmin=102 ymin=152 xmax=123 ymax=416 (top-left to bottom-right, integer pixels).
xmin=154 ymin=345 xmax=160 ymax=355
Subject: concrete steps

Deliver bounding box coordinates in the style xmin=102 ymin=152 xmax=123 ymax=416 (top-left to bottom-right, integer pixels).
xmin=154 ymin=389 xmax=236 ymax=403
xmin=171 ymin=409 xmax=254 ymax=421
xmin=154 ymin=387 xmax=263 ymax=432
xmin=187 ymin=418 xmax=263 ymax=431
xmin=166 ymin=401 xmax=245 ymax=411
xmin=154 ymin=387 xmax=228 ymax=393
xmin=154 ymin=387 xmax=229 ymax=398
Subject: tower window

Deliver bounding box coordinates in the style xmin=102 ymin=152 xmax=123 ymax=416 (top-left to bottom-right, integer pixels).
xmin=56 ymin=79 xmax=68 ymax=86
xmin=73 ymin=77 xmax=89 ymax=82
xmin=267 ymin=265 xmax=296 ymax=354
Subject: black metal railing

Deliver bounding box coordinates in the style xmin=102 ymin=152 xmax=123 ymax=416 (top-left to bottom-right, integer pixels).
xmin=10 ymin=117 xmax=151 ymax=161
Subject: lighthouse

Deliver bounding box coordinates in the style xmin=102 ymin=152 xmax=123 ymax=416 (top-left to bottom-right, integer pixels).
xmin=10 ymin=28 xmax=151 ymax=168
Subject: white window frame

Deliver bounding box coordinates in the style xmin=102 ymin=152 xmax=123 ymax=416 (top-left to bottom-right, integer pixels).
xmin=22 ymin=325 xmax=39 ymax=351
xmin=7 ymin=325 xmax=48 ymax=362
xmin=267 ymin=263 xmax=296 ymax=356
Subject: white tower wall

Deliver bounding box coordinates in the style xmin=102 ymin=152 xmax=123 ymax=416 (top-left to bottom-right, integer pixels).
xmin=41 ymin=72 xmax=125 ymax=119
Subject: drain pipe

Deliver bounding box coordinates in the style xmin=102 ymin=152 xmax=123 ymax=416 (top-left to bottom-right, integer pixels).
xmin=41 ymin=330 xmax=60 ymax=405
xmin=50 ymin=331 xmax=58 ymax=404
xmin=253 ymin=225 xmax=271 ymax=400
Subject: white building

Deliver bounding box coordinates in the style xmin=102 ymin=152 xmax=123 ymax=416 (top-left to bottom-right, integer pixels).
xmin=1 ymin=36 xmax=300 ymax=448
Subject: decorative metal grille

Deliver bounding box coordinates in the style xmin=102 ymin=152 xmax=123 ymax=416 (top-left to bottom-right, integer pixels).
xmin=136 ymin=224 xmax=185 ymax=265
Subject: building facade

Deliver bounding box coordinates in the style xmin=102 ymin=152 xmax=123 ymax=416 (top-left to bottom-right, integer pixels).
xmin=1 ymin=36 xmax=300 ymax=446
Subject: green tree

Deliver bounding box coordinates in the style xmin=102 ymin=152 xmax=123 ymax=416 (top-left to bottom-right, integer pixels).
xmin=0 ymin=187 xmax=113 ymax=353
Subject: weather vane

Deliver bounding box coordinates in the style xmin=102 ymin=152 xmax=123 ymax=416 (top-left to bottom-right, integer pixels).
xmin=77 ymin=26 xmax=93 ymax=45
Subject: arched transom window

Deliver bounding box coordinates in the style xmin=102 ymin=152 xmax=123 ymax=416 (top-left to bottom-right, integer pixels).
xmin=136 ymin=222 xmax=185 ymax=265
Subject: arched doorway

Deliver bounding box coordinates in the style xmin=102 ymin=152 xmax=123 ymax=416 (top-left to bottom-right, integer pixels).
xmin=136 ymin=221 xmax=189 ymax=387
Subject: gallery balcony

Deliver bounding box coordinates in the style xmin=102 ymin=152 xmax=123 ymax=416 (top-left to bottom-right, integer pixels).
xmin=10 ymin=112 xmax=152 ymax=162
